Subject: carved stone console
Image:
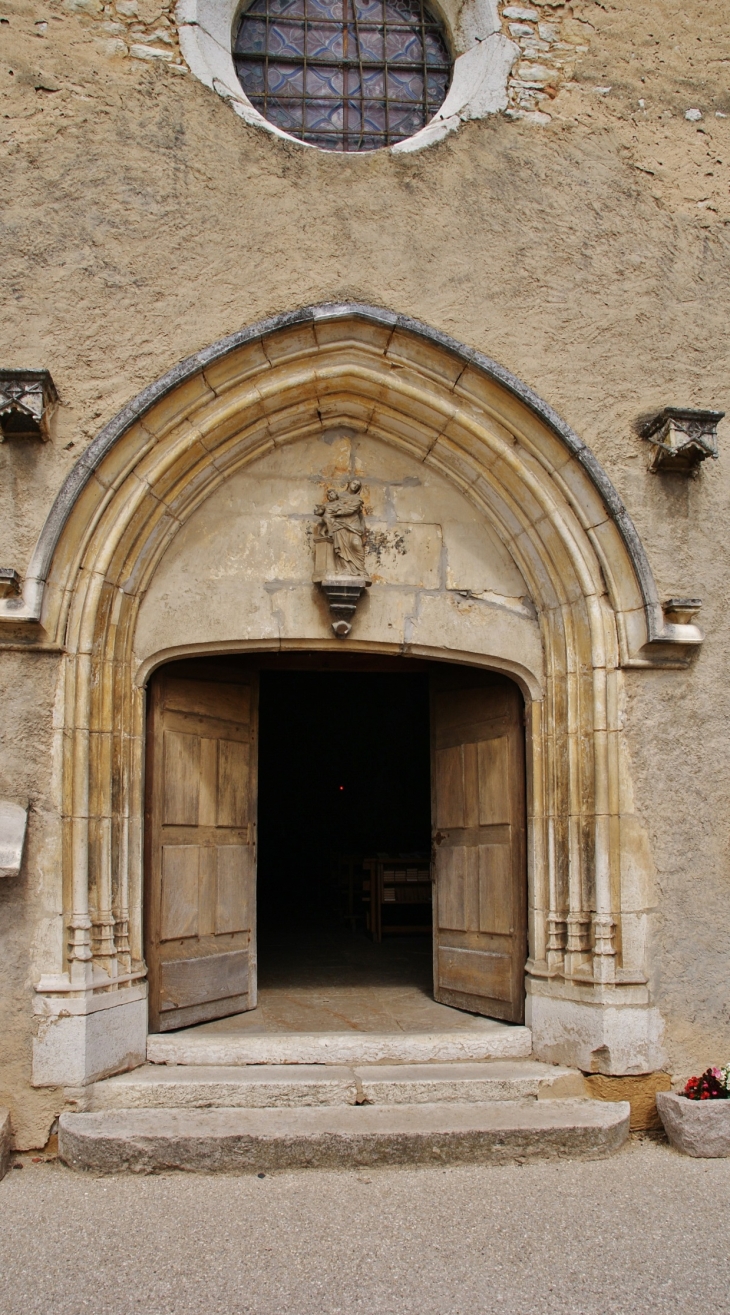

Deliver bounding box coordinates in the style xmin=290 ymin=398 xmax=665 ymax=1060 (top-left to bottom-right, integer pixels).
xmin=319 ymin=576 xmax=370 ymax=637
xmin=663 ymin=598 xmax=702 ymax=626
xmin=313 ymin=479 xmax=371 ymax=637
xmin=641 ymin=407 xmax=724 ymax=473
xmin=0 ymin=800 xmax=28 ymax=878
xmin=0 ymin=569 xmax=21 ymax=599
xmin=0 ymin=369 xmax=58 ymax=440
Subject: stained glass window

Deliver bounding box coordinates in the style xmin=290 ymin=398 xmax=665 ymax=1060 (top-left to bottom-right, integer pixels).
xmin=233 ymin=0 xmax=452 ymax=152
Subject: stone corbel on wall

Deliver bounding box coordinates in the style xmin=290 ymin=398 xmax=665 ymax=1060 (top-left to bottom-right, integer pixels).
xmin=0 ymin=569 xmax=21 ymax=599
xmin=0 ymin=800 xmax=28 ymax=878
xmin=640 ymin=407 xmax=724 ymax=474
xmin=0 ymin=370 xmax=57 ymax=441
xmin=635 ymin=597 xmax=704 ymax=668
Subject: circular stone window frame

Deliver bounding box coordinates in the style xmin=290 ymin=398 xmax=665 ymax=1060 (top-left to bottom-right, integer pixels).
xmin=175 ymin=0 xmax=519 ymax=153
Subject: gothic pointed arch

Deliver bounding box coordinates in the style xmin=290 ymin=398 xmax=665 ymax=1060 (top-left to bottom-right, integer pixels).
xmin=19 ymin=304 xmax=684 ymax=1078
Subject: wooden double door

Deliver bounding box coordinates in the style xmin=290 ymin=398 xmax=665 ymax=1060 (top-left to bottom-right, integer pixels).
xmin=145 ymin=664 xmax=526 ymax=1033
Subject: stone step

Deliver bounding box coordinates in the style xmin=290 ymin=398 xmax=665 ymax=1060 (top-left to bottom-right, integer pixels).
xmin=59 ymin=1099 xmax=629 ymax=1173
xmin=146 ymin=1024 xmax=532 ymax=1067
xmin=76 ymin=1060 xmax=586 ymax=1112
xmin=357 ymin=1062 xmax=587 ymax=1105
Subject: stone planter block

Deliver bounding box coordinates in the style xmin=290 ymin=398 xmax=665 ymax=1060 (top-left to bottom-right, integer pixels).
xmin=656 ymin=1091 xmax=730 ymax=1158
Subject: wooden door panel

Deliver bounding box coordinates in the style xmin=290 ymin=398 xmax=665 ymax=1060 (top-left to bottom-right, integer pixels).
xmin=163 ymin=732 xmax=200 ymax=825
xmin=435 ymin=745 xmax=465 ymax=828
xmin=160 ymin=948 xmax=250 ymax=1012
xmin=477 ymin=736 xmax=511 ymax=825
xmin=218 ymin=740 xmax=250 ymax=826
xmin=196 ymin=846 xmax=218 ymax=938
xmin=438 ymin=844 xmax=469 ymax=931
xmin=198 ymin=738 xmax=219 ymax=827
xmin=436 ymin=945 xmax=513 ymax=1003
xmin=215 ymin=845 xmax=253 ymax=934
xmin=160 ymin=845 xmax=200 ymax=940
xmin=431 ymin=673 xmax=526 ymax=1024
xmin=163 ymin=676 xmax=251 ymax=723
xmin=146 ymin=669 xmax=258 ymax=1032
xmin=478 ymin=843 xmax=512 ymax=935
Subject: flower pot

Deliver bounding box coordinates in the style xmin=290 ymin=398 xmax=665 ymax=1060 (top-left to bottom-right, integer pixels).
xmin=656 ymin=1091 xmax=730 ymax=1158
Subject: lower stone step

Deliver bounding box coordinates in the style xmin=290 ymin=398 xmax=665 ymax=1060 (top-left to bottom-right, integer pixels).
xmin=59 ymin=1099 xmax=629 ymax=1173
xmin=74 ymin=1060 xmax=586 ymax=1112
xmin=146 ymin=1024 xmax=532 ymax=1067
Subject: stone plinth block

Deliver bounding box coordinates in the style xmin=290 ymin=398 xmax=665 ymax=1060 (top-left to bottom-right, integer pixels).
xmin=585 ymin=1072 xmax=672 ymax=1131
xmin=32 ymin=990 xmax=147 ymax=1087
xmin=656 ymin=1091 xmax=730 ymax=1158
xmin=0 ymin=800 xmax=28 ymax=877
xmin=0 ymin=1108 xmax=11 ymax=1179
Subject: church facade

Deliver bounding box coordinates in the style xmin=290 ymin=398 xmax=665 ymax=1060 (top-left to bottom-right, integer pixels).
xmin=0 ymin=0 xmax=728 ymax=1151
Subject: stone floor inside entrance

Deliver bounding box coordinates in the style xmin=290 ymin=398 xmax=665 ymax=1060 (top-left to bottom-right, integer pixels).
xmin=179 ymin=927 xmax=504 ymax=1038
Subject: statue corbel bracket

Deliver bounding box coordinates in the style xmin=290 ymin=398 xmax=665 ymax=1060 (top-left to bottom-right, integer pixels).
xmin=640 ymin=406 xmax=724 ymax=474
xmin=0 ymin=369 xmax=58 ymax=441
xmin=312 ymin=479 xmax=371 ymax=638
xmin=320 ymin=575 xmax=371 ymax=638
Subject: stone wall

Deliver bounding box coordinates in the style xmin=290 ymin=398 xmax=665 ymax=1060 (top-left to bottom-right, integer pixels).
xmin=502 ymin=0 xmax=593 ymax=122
xmin=63 ymin=0 xmax=596 ymax=125
xmin=66 ymin=0 xmax=184 ymax=66
xmin=0 ymin=0 xmax=729 ymax=1145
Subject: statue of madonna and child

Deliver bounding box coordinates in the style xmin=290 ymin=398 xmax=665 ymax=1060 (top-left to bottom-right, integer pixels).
xmin=313 ymin=480 xmax=371 ymax=582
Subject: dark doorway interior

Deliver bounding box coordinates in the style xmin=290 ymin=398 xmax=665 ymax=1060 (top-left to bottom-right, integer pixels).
xmin=257 ymin=669 xmax=432 ymax=991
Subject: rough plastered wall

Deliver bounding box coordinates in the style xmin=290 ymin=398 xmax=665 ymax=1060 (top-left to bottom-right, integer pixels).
xmin=0 ymin=0 xmax=729 ymax=1143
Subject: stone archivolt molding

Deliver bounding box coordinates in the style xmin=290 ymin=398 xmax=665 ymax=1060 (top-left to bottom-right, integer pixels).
xmin=12 ymin=303 xmax=692 ymax=1077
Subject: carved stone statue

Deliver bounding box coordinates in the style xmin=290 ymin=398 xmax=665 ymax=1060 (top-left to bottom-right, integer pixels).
xmin=322 ymin=480 xmax=368 ymax=577
xmin=313 ymin=479 xmax=371 ymax=637
xmin=315 ymin=481 xmax=370 ymax=578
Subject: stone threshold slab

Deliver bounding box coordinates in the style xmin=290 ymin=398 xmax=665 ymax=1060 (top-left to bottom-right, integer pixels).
xmin=78 ymin=1059 xmax=582 ymax=1112
xmin=146 ymin=1027 xmax=532 ymax=1067
xmin=58 ymin=1099 xmax=630 ymax=1173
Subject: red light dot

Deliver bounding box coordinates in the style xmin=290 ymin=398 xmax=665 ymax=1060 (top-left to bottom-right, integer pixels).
xmin=339 ymin=785 xmax=344 ymax=791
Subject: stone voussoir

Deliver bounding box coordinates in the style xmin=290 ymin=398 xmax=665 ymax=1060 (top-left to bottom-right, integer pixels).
xmin=58 ymin=1099 xmax=630 ymax=1174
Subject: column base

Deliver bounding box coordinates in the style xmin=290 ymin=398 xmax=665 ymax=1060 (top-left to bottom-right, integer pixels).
xmin=526 ymin=980 xmax=666 ymax=1075
xmin=32 ymin=983 xmax=147 ymax=1087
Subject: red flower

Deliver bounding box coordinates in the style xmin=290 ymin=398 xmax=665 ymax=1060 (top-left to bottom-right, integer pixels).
xmin=684 ymin=1068 xmax=730 ymax=1100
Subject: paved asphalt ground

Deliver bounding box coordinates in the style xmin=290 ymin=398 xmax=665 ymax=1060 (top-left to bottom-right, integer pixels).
xmin=1 ymin=1136 xmax=729 ymax=1315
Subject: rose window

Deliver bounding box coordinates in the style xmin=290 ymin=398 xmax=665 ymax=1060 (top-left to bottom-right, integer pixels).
xmin=233 ymin=0 xmax=452 ymax=152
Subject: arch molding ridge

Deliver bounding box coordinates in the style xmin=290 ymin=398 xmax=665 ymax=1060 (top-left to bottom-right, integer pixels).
xmin=0 ymin=303 xmax=700 ymax=667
